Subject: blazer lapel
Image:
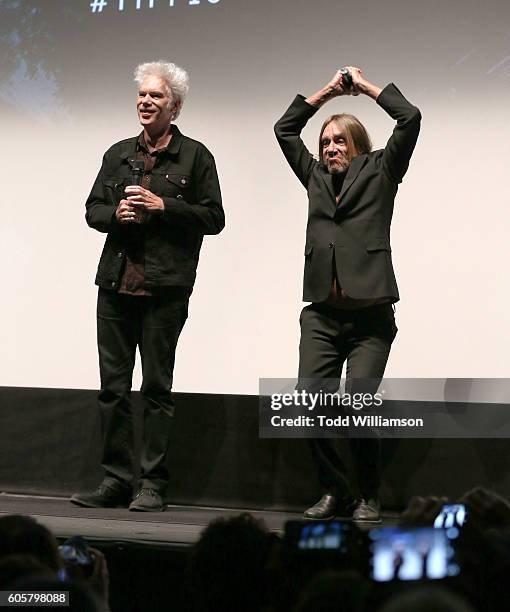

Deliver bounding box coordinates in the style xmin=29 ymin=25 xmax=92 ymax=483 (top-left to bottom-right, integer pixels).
xmin=338 ymin=154 xmax=368 ymax=202
xmin=319 ymin=167 xmax=336 ymax=203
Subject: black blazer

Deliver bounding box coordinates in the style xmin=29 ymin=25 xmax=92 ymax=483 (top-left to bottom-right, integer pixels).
xmin=274 ymin=83 xmax=421 ymax=303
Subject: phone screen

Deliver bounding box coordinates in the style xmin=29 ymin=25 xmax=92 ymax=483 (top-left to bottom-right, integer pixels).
xmin=433 ymin=504 xmax=467 ymax=529
xmin=284 ymin=520 xmax=350 ymax=553
xmin=299 ymin=521 xmax=344 ymax=550
xmin=369 ymin=527 xmax=460 ymax=582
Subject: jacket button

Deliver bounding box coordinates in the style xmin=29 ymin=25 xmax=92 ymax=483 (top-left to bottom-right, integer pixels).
xmin=111 ymin=281 xmax=117 ymax=288
xmin=180 ymin=178 xmax=187 ymax=185
xmin=328 ymin=242 xmax=334 ymax=248
xmin=177 ymin=194 xmax=183 ymax=199
xmin=117 ymin=252 xmax=123 ymax=258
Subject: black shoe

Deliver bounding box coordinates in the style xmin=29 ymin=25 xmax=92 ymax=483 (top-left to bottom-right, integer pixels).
xmin=70 ymin=484 xmax=131 ymax=508
xmin=303 ymin=493 xmax=355 ymax=520
xmin=129 ymin=488 xmax=164 ymax=512
xmin=352 ymin=497 xmax=381 ymax=523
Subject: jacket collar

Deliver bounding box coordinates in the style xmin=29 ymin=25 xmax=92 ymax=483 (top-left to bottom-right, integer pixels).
xmin=119 ymin=124 xmax=183 ymax=166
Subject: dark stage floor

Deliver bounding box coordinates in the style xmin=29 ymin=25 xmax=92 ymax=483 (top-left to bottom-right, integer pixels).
xmin=0 ymin=492 xmax=399 ymax=546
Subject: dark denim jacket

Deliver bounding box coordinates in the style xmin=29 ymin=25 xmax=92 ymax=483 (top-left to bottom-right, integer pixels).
xmin=85 ymin=125 xmax=224 ymax=290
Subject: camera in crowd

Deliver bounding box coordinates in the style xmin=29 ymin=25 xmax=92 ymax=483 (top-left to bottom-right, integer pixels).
xmin=283 ymin=503 xmax=467 ymax=584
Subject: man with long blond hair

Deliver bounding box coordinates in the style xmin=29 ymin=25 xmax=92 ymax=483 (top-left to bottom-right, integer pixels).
xmin=275 ymin=67 xmax=420 ymax=522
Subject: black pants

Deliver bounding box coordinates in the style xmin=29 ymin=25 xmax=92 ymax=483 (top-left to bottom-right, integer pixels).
xmin=96 ymin=287 xmax=189 ymax=493
xmin=298 ymin=302 xmax=397 ymax=499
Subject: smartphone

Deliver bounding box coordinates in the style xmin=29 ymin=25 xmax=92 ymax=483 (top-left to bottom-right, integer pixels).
xmin=284 ymin=520 xmax=351 ymax=553
xmin=58 ymin=535 xmax=94 ymax=579
xmin=433 ymin=504 xmax=467 ymax=529
xmin=369 ymin=526 xmax=460 ymax=582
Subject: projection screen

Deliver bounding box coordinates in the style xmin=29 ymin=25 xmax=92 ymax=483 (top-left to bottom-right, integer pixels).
xmin=1 ymin=0 xmax=509 ymax=394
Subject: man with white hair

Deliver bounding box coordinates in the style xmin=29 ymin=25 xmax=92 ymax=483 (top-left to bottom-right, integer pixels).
xmin=71 ymin=60 xmax=224 ymax=512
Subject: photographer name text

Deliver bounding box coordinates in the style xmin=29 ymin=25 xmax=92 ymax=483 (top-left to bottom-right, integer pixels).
xmin=270 ymin=414 xmax=424 ymax=428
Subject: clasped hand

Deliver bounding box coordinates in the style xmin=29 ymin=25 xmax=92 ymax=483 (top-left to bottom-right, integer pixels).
xmin=327 ymin=65 xmax=365 ymax=97
xmin=115 ymin=185 xmax=164 ymax=224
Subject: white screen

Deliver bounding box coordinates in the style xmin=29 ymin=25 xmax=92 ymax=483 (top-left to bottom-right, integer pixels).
xmin=2 ymin=0 xmax=510 ymax=393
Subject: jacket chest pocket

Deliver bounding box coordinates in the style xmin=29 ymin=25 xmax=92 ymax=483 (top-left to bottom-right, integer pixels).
xmin=103 ymin=178 xmax=129 ymax=206
xmin=162 ymin=173 xmax=192 ymax=201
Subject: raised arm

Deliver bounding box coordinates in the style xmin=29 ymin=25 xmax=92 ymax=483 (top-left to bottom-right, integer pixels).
xmin=318 ymin=66 xmax=420 ymax=184
xmin=376 ymin=82 xmax=421 ymax=184
xmin=274 ymin=95 xmax=318 ymax=188
xmin=274 ymin=69 xmax=368 ymax=186
xmin=344 ymin=66 xmax=421 ymax=183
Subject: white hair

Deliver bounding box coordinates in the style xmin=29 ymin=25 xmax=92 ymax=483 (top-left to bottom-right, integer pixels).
xmin=134 ymin=60 xmax=189 ymax=119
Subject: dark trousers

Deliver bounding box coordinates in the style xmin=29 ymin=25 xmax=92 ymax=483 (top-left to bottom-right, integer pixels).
xmin=96 ymin=287 xmax=189 ymax=492
xmin=298 ymin=302 xmax=397 ymax=499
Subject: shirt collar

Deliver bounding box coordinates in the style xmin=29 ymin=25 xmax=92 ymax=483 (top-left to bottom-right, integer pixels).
xmin=120 ymin=124 xmax=183 ymax=162
xmin=137 ymin=124 xmax=182 ymax=157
